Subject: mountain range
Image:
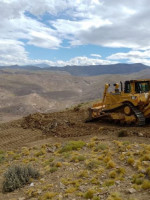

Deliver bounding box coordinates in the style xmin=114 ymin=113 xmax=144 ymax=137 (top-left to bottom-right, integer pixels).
xmin=0 ymin=63 xmax=149 ymax=76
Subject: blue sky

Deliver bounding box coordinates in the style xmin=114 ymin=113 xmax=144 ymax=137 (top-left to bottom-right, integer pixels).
xmin=0 ymin=0 xmax=150 ymax=66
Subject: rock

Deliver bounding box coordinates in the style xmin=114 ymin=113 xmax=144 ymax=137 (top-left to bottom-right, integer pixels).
xmin=58 ymin=194 xmax=63 ymax=199
xmin=30 ymin=182 xmax=34 ymax=187
xmin=139 ymin=168 xmax=146 ymax=174
xmin=79 ymin=185 xmax=85 ymax=192
xmin=128 ymin=188 xmax=136 ymax=194
xmin=60 ymin=182 xmax=65 ymax=190
xmin=138 ymin=132 xmax=144 ymax=137
xmin=37 ymin=189 xmax=42 ymax=194
xmin=142 ymin=161 xmax=150 ymax=166
xmin=83 ymin=146 xmax=87 ymax=151
xmin=46 ymin=146 xmax=56 ymax=153
xmin=18 ymin=198 xmax=26 ymax=200
xmin=115 ymin=180 xmax=121 ymax=185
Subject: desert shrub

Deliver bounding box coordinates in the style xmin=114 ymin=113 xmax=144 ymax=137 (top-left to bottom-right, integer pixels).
xmin=132 ymin=174 xmax=144 ymax=185
xmin=141 ymin=179 xmax=150 ymax=189
xmin=109 ymin=170 xmax=117 ymax=179
xmin=94 ymin=143 xmax=108 ymax=151
xmin=59 ymin=140 xmax=85 ymax=153
xmin=127 ymin=157 xmax=134 ymax=165
xmin=103 ymin=179 xmax=115 ymax=187
xmin=78 ymin=170 xmax=89 ymax=178
xmin=107 ymin=192 xmax=122 ymax=200
xmin=41 ymin=192 xmax=57 ymax=199
xmin=146 ymin=167 xmax=150 ymax=178
xmin=0 ymin=150 xmax=5 ymax=163
xmin=65 ymin=187 xmax=76 ymax=193
xmin=140 ymin=154 xmax=150 ymax=161
xmin=107 ymin=160 xmax=116 ymax=168
xmin=70 ymin=155 xmax=86 ymax=162
xmin=2 ymin=165 xmax=40 ymax=192
xmin=34 ymin=149 xmax=46 ymax=157
xmin=43 ymin=158 xmax=54 ymax=166
xmin=0 ymin=150 xmax=4 ymax=154
xmin=84 ymin=189 xmax=94 ymax=199
xmin=49 ymin=167 xmax=58 ymax=173
xmin=0 ymin=154 xmax=5 ymax=163
xmin=86 ymin=160 xmax=100 ymax=170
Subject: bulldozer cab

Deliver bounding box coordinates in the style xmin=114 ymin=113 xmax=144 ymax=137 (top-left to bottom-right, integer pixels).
xmin=124 ymin=80 xmax=150 ymax=94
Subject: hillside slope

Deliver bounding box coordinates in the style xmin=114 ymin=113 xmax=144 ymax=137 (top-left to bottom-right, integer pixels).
xmin=0 ymin=107 xmax=150 ymax=199
xmin=0 ymin=67 xmax=150 ymax=122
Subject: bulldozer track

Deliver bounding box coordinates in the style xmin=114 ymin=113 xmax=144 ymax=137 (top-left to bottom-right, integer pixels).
xmin=125 ymin=102 xmax=145 ymax=126
xmin=97 ymin=102 xmax=146 ymax=126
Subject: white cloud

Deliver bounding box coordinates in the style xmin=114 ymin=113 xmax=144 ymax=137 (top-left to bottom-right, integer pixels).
xmin=27 ymin=31 xmax=61 ymax=49
xmin=90 ymin=54 xmax=101 ymax=58
xmin=1 ymin=0 xmax=150 ymax=65
xmin=107 ymin=49 xmax=150 ymax=66
xmin=0 ymin=39 xmax=28 ymax=65
xmin=0 ymin=1 xmax=62 ymax=49
xmin=108 ymin=50 xmax=150 ymax=60
xmin=31 ymin=56 xmax=116 ymax=67
xmin=0 ymin=48 xmax=116 ymax=66
xmin=48 ymin=0 xmax=150 ymax=49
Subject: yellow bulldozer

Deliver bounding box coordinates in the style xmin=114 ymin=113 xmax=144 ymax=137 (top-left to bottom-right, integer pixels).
xmin=88 ymin=79 xmax=150 ymax=126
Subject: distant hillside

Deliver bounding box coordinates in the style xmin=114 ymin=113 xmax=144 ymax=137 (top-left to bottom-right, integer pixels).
xmin=0 ymin=63 xmax=149 ymax=76
xmin=0 ymin=67 xmax=150 ymax=122
xmin=46 ymin=63 xmax=149 ymax=76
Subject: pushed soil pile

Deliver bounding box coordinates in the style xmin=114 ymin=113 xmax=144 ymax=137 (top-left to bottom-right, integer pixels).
xmin=21 ymin=108 xmax=150 ymax=138
xmin=21 ymin=109 xmax=97 ymax=137
xmin=1 ymin=105 xmax=150 ymax=151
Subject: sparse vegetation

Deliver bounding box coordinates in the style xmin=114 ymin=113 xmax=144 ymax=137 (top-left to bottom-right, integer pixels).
xmin=49 ymin=167 xmax=58 ymax=173
xmin=0 ymin=154 xmax=5 ymax=163
xmin=84 ymin=189 xmax=94 ymax=199
xmin=1 ymin=105 xmax=150 ymax=200
xmin=59 ymin=140 xmax=85 ymax=153
xmin=141 ymin=179 xmax=150 ymax=189
xmin=86 ymin=160 xmax=100 ymax=170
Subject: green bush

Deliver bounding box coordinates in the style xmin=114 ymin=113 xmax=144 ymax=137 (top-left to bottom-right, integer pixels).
xmin=3 ymin=165 xmax=40 ymax=192
xmin=59 ymin=141 xmax=86 ymax=153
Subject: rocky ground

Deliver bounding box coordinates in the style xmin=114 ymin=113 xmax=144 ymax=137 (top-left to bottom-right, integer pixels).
xmin=0 ymin=105 xmax=150 ymax=200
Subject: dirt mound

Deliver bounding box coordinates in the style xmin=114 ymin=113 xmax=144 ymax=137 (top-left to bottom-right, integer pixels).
xmin=21 ymin=109 xmax=93 ymax=137
xmin=1 ymin=106 xmax=150 ymax=151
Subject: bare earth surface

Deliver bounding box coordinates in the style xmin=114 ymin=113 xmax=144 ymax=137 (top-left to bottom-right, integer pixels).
xmin=0 ymin=107 xmax=150 ymax=200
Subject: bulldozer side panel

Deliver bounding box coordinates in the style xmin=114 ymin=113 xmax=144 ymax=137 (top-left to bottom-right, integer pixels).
xmin=104 ymin=92 xmax=137 ymax=110
xmin=104 ymin=92 xmax=150 ymax=111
